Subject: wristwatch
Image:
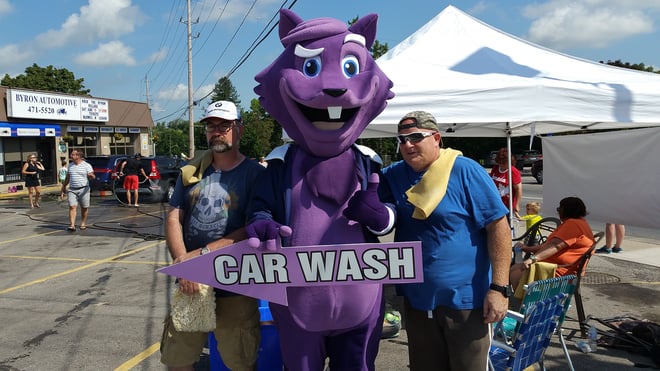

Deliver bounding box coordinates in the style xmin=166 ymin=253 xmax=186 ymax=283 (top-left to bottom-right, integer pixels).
xmin=490 ymin=283 xmax=514 ymax=298
xmin=200 ymin=246 xmax=210 ymax=255
xmin=529 ymin=253 xmax=538 ymax=263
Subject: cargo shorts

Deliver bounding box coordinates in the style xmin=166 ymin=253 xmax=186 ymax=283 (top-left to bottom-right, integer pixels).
xmin=160 ymin=295 xmax=260 ymax=370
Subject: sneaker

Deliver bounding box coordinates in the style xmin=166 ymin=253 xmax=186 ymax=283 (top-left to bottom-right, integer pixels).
xmin=381 ymin=310 xmax=401 ymax=339
xmin=595 ymin=246 xmax=612 ymax=254
xmin=612 ymin=246 xmax=623 ymax=253
xmin=133 ymin=204 xmax=140 ymax=208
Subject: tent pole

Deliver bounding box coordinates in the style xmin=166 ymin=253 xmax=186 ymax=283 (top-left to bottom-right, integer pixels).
xmin=506 ymin=123 xmax=515 ymax=236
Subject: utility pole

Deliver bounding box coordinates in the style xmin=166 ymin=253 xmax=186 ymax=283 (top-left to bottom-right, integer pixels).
xmin=182 ymin=0 xmax=198 ymax=159
xmin=145 ymin=75 xmax=156 ymax=156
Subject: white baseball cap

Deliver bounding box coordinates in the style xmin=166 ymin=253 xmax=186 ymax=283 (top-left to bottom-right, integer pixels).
xmin=201 ymin=100 xmax=239 ymax=122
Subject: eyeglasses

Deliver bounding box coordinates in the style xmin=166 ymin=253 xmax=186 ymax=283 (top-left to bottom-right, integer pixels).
xmin=205 ymin=122 xmax=235 ymax=133
xmin=396 ymin=132 xmax=435 ymax=144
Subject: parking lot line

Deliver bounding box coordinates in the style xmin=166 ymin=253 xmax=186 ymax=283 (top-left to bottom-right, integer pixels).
xmin=0 ymin=241 xmax=161 ymax=295
xmin=114 ymin=342 xmax=161 ymax=371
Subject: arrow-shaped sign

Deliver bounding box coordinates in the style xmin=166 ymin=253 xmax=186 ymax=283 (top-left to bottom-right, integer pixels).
xmin=158 ymin=240 xmax=423 ymax=306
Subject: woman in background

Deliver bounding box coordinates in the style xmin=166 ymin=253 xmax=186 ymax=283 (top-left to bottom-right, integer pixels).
xmin=22 ymin=153 xmax=45 ymax=208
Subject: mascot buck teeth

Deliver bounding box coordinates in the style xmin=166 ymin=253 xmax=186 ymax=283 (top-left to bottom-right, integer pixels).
xmin=246 ymin=9 xmax=396 ymax=371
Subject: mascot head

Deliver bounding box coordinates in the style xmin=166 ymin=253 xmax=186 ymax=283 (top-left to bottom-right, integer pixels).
xmin=255 ymin=9 xmax=394 ymax=157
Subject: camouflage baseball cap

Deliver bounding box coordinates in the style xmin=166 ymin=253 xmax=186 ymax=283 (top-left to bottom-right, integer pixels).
xmin=398 ymin=111 xmax=439 ymax=132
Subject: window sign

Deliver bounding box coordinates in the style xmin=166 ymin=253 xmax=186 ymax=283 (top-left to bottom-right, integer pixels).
xmin=128 ymin=127 xmax=141 ymax=133
xmin=68 ymin=126 xmax=83 ymax=132
xmin=84 ymin=126 xmax=99 ymax=133
xmin=100 ymin=127 xmax=114 ymax=133
xmin=115 ymin=127 xmax=128 ymax=133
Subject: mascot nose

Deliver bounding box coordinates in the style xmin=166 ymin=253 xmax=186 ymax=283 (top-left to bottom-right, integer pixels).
xmin=323 ymin=88 xmax=347 ymax=97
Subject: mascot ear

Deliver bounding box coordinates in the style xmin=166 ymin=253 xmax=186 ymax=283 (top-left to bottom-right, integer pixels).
xmin=348 ymin=13 xmax=378 ymax=49
xmin=279 ymin=9 xmax=304 ymax=46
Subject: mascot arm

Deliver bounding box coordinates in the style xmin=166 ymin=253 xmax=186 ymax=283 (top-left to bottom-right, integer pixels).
xmin=343 ymin=173 xmax=395 ymax=235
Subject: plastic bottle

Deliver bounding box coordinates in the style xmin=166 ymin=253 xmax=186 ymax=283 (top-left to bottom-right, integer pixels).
xmin=588 ymin=326 xmax=598 ymax=351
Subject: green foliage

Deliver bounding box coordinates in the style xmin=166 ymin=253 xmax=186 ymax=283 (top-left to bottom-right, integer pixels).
xmin=241 ymin=99 xmax=282 ymax=159
xmin=153 ymin=120 xmax=189 ymax=156
xmin=602 ymin=59 xmax=660 ymax=73
xmin=208 ymin=77 xmax=242 ymax=109
xmin=1 ymin=63 xmax=90 ymax=95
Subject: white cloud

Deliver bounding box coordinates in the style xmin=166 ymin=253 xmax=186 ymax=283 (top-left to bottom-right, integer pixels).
xmin=0 ymin=0 xmax=13 ymax=14
xmin=194 ymin=84 xmax=215 ymax=101
xmin=523 ymin=1 xmax=657 ymax=49
xmin=148 ymin=48 xmax=168 ymax=64
xmin=157 ymin=83 xmax=188 ymax=100
xmin=35 ymin=0 xmax=145 ymax=48
xmin=0 ymin=44 xmax=35 ymax=70
xmin=74 ymin=41 xmax=136 ymax=66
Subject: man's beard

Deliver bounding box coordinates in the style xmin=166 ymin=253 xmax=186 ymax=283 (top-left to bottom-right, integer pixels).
xmin=209 ymin=139 xmax=232 ymax=153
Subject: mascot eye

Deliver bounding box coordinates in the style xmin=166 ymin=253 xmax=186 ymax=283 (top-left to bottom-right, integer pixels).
xmin=303 ymin=57 xmax=322 ymax=77
xmin=341 ymin=55 xmax=360 ymax=78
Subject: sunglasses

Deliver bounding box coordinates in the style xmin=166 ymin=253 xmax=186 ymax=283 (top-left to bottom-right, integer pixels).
xmin=396 ymin=132 xmax=435 ymax=144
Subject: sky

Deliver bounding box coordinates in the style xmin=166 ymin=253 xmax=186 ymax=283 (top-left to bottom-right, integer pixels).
xmin=1 ymin=0 xmax=659 ymax=124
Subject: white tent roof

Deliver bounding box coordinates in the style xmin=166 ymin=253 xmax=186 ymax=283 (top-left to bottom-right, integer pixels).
xmin=367 ymin=5 xmax=660 ymax=138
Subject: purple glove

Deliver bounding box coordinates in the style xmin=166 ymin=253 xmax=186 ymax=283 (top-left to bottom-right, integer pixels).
xmin=343 ymin=173 xmax=390 ymax=231
xmin=246 ymin=219 xmax=293 ymax=251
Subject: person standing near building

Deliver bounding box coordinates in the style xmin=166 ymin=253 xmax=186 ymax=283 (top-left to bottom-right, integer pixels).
xmin=160 ymin=100 xmax=265 ymax=371
xmin=58 ymin=160 xmax=68 ymax=184
xmin=119 ymin=153 xmax=148 ymax=207
xmin=596 ymin=223 xmax=625 ymax=253
xmin=60 ymin=149 xmax=95 ymax=231
xmin=490 ymin=147 xmax=523 ymax=219
xmin=22 ymin=153 xmax=45 ymax=208
xmin=379 ymin=111 xmax=512 ymax=370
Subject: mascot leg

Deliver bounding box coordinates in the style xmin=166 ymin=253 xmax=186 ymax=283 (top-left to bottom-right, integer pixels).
xmin=270 ymin=297 xmax=385 ymax=371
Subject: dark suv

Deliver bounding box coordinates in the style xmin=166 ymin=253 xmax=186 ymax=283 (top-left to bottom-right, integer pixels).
xmin=515 ymin=150 xmax=543 ymax=168
xmin=86 ymin=155 xmax=127 ymax=192
xmin=531 ymin=159 xmax=543 ymax=184
xmin=112 ymin=155 xmax=185 ymax=203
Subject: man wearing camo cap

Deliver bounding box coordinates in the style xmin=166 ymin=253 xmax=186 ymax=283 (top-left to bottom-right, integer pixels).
xmin=378 ymin=110 xmax=512 ymax=370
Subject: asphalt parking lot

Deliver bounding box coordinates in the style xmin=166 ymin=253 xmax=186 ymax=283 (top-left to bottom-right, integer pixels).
xmin=0 ymin=187 xmax=658 ymax=370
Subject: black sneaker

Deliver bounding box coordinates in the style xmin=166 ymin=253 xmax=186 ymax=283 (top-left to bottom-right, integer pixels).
xmin=595 ymin=246 xmax=612 ymax=254
xmin=612 ymin=246 xmax=623 ymax=253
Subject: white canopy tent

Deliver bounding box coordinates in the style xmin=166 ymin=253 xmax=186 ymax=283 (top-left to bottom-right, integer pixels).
xmin=368 ymin=5 xmax=660 ymax=138
xmin=367 ymin=5 xmax=660 ymax=228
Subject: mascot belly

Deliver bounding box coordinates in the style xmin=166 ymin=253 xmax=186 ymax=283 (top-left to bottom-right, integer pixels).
xmin=248 ymin=9 xmax=395 ymax=371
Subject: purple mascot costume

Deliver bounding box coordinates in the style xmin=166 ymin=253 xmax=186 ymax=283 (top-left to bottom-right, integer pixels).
xmin=247 ymin=9 xmax=395 ymax=371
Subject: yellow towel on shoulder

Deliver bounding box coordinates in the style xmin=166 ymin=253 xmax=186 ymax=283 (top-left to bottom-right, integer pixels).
xmin=180 ymin=150 xmax=214 ymax=186
xmin=405 ymin=148 xmax=462 ymax=220
xmin=514 ymin=262 xmax=558 ymax=300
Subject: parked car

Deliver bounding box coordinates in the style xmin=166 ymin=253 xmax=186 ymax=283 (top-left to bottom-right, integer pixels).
xmin=515 ymin=150 xmax=543 ymax=168
xmin=111 ymin=155 xmax=186 ymax=203
xmin=86 ymin=155 xmax=127 ymax=192
xmin=531 ymin=159 xmax=543 ymax=184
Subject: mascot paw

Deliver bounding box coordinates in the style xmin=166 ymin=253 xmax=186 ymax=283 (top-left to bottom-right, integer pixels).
xmin=343 ymin=173 xmax=390 ymax=231
xmin=246 ymin=219 xmax=292 ymax=251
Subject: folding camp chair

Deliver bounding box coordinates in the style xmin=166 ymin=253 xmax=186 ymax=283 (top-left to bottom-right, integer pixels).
xmin=489 ymin=293 xmax=569 ymax=371
xmin=559 ymin=231 xmax=604 ymax=338
xmin=494 ymin=275 xmax=578 ymax=371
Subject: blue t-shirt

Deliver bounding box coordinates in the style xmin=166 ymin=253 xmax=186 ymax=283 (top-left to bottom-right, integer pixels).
xmin=380 ymin=155 xmax=508 ymax=310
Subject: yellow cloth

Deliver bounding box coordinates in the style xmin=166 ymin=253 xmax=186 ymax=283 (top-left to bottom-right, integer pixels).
xmin=405 ymin=148 xmax=462 ymax=220
xmin=514 ymin=261 xmax=558 ymax=300
xmin=180 ymin=150 xmax=214 ymax=186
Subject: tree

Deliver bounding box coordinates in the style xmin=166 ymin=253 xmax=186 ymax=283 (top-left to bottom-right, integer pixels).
xmin=601 ymin=59 xmax=660 ymax=73
xmin=208 ymin=77 xmax=241 ymax=110
xmin=153 ymin=120 xmax=189 ymax=156
xmin=1 ymin=63 xmax=90 ymax=95
xmin=241 ymin=98 xmax=282 ymax=159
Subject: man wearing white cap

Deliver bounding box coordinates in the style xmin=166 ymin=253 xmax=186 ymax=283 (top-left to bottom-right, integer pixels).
xmin=160 ymin=100 xmax=265 ymax=371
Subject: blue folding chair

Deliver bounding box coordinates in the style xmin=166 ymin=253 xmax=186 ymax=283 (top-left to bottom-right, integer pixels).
xmin=494 ymin=275 xmax=577 ymax=371
xmin=489 ymin=293 xmax=568 ymax=371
